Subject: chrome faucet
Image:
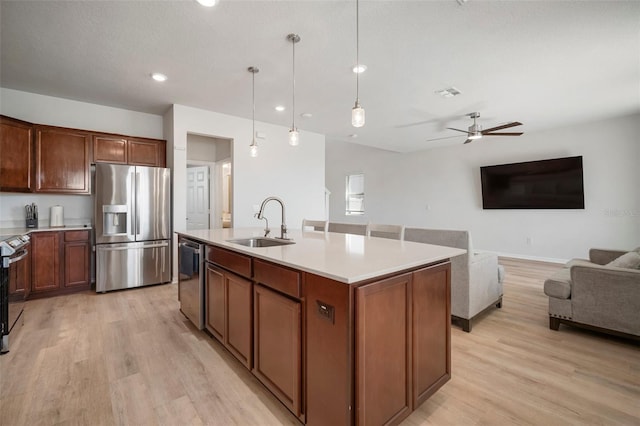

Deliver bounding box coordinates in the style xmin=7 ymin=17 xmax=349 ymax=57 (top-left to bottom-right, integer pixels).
xmin=256 ymin=196 xmax=289 ymax=240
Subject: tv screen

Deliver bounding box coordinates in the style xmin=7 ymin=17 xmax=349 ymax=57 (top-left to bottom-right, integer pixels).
xmin=480 ymin=156 xmax=585 ymax=209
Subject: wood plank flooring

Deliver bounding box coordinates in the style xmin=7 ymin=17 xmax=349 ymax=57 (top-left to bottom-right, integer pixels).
xmin=1 ymin=258 xmax=639 ymax=425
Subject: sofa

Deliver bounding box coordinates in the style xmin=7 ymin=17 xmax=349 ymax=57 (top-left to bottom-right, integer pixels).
xmin=544 ymin=248 xmax=640 ymax=338
xmin=404 ymin=228 xmax=505 ymax=332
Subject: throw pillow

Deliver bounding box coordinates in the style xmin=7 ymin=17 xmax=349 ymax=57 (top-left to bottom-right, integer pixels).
xmin=606 ymin=251 xmax=640 ymax=269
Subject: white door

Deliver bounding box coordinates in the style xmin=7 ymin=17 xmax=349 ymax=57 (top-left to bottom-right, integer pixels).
xmin=186 ymin=166 xmax=210 ymax=230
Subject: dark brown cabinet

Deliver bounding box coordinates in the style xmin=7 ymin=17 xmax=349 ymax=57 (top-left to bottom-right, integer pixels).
xmin=31 ymin=232 xmax=61 ymax=293
xmin=253 ymin=284 xmax=302 ymax=418
xmin=93 ymin=135 xmax=128 ymax=164
xmin=63 ymin=230 xmax=91 ymax=289
xmin=205 ymin=247 xmax=253 ymax=369
xmin=30 ymin=230 xmax=91 ymax=298
xmin=128 ymin=138 xmax=166 ymax=167
xmin=34 ymin=125 xmax=91 ymax=194
xmin=8 ymin=244 xmax=31 ymax=299
xmin=93 ymin=134 xmax=166 ymax=167
xmin=0 ymin=115 xmax=33 ymax=192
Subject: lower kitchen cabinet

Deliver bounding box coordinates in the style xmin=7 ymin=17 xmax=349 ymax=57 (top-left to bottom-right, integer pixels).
xmin=8 ymin=242 xmax=31 ymax=299
xmin=253 ymin=284 xmax=302 ymax=418
xmin=30 ymin=230 xmax=91 ymax=298
xmin=63 ymin=230 xmax=91 ymax=289
xmin=205 ymin=262 xmax=252 ymax=368
xmin=31 ymin=232 xmax=62 ymax=293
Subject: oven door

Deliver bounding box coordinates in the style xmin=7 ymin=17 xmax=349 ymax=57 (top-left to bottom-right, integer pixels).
xmin=1 ymin=246 xmax=28 ymax=354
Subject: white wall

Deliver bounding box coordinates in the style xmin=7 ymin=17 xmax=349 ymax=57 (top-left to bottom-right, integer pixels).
xmin=0 ymin=88 xmax=164 ymax=227
xmin=326 ymin=113 xmax=640 ymax=262
xmin=165 ymin=104 xmax=326 ymax=279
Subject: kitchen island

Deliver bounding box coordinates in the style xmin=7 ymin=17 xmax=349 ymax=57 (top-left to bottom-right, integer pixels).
xmin=177 ymin=228 xmax=465 ymax=426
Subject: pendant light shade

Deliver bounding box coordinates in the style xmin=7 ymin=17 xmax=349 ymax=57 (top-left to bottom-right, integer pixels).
xmin=287 ymin=33 xmax=301 ymax=146
xmin=352 ymin=0 xmax=365 ymax=128
xmin=248 ymin=66 xmax=259 ymax=157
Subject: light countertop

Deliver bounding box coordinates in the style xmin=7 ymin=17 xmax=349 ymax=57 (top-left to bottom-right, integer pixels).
xmin=177 ymin=228 xmax=466 ymax=284
xmin=0 ymin=225 xmax=92 ymax=237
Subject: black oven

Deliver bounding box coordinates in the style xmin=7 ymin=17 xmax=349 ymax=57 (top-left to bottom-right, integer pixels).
xmin=1 ymin=234 xmax=29 ymax=354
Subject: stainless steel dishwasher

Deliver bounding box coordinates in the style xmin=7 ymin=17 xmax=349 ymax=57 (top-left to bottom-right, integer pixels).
xmin=178 ymin=237 xmax=204 ymax=329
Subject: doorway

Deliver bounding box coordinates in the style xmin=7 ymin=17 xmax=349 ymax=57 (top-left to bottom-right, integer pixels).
xmin=186 ymin=134 xmax=232 ymax=229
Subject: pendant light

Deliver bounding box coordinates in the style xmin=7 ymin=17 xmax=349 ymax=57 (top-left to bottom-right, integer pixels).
xmin=352 ymin=0 xmax=365 ymax=127
xmin=248 ymin=66 xmax=259 ymax=157
xmin=287 ymin=33 xmax=301 ymax=146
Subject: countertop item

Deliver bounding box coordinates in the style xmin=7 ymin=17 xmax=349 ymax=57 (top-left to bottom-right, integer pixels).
xmin=177 ymin=227 xmax=466 ymax=284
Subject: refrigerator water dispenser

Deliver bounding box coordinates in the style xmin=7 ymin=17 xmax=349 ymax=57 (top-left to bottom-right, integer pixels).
xmin=102 ymin=205 xmax=128 ymax=236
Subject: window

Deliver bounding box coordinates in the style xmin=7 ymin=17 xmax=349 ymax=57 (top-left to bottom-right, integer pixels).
xmin=346 ymin=173 xmax=364 ymax=215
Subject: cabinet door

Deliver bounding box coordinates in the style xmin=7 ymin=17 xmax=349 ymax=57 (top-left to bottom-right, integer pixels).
xmin=93 ymin=135 xmax=128 ymax=164
xmin=35 ymin=126 xmax=91 ymax=194
xmin=253 ymin=285 xmax=301 ymax=417
xmin=64 ymin=241 xmax=90 ymax=288
xmin=225 ymin=272 xmax=252 ymax=369
xmin=31 ymin=232 xmax=61 ymax=293
xmin=0 ymin=116 xmax=33 ymax=192
xmin=8 ymin=246 xmax=31 ymax=298
xmin=205 ymin=263 xmax=226 ymax=341
xmin=355 ymin=273 xmax=412 ymax=426
xmin=412 ymin=263 xmax=451 ymax=407
xmin=128 ymin=138 xmax=166 ymax=167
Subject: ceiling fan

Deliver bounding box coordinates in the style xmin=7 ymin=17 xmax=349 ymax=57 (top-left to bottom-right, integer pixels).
xmin=446 ymin=112 xmax=523 ymax=144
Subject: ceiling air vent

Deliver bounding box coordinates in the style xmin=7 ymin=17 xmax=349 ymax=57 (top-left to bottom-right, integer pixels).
xmin=435 ymin=87 xmax=461 ymax=98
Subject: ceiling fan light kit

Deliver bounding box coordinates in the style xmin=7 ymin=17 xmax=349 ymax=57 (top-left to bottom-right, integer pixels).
xmin=447 ymin=112 xmax=523 ymax=144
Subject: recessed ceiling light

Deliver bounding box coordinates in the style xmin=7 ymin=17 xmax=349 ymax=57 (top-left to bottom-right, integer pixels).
xmin=196 ymin=0 xmax=219 ymax=7
xmin=151 ymin=73 xmax=167 ymax=82
xmin=275 ymin=105 xmax=285 ymax=112
xmin=300 ymin=112 xmax=312 ymax=118
xmin=352 ymin=64 xmax=367 ymax=74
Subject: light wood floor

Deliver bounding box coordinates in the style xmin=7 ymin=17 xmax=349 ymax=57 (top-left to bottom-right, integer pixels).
xmin=1 ymin=258 xmax=639 ymax=425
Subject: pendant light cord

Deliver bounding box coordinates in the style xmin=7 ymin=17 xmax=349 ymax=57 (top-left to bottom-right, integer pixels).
xmin=356 ymin=0 xmax=360 ymax=105
xmin=292 ymin=38 xmax=296 ymax=130
xmin=252 ymin=70 xmax=255 ymax=140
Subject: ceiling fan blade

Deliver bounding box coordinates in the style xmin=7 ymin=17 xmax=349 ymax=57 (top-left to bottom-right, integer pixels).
xmin=425 ymin=135 xmax=464 ymax=142
xmin=482 ymin=132 xmax=524 ymax=136
xmin=482 ymin=122 xmax=522 ymax=133
xmin=447 ymin=127 xmax=470 ymax=134
xmin=463 ymin=139 xmax=473 ymax=144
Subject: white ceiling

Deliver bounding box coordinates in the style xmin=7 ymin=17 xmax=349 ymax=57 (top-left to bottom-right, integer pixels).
xmin=1 ymin=0 xmax=639 ymax=153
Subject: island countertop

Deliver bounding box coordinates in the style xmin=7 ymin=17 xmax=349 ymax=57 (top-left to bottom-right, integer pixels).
xmin=177 ymin=227 xmax=466 ymax=284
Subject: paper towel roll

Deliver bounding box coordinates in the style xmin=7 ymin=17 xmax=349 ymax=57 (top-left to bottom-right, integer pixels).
xmin=50 ymin=205 xmax=64 ymax=227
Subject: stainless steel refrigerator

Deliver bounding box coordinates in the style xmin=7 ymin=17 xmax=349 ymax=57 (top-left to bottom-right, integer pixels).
xmin=95 ymin=164 xmax=171 ymax=292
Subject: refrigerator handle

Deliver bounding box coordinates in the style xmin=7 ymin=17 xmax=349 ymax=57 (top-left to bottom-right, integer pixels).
xmin=135 ymin=171 xmax=141 ymax=237
xmin=130 ymin=169 xmax=136 ymax=237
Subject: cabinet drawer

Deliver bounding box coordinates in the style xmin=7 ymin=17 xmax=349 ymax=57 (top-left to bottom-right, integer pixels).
xmin=206 ymin=246 xmax=252 ymax=278
xmin=64 ymin=230 xmax=90 ymax=242
xmin=254 ymin=259 xmax=301 ymax=299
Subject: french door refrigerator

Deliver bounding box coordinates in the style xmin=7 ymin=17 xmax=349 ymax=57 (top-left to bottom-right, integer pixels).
xmin=95 ymin=163 xmax=171 ymax=292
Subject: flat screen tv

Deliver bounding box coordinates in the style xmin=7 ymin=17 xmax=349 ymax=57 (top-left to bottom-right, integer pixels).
xmin=480 ymin=156 xmax=585 ymax=209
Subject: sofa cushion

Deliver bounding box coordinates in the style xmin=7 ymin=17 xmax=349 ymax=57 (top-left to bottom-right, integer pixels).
xmin=606 ymin=251 xmax=640 ymax=269
xmin=544 ymin=268 xmax=572 ymax=299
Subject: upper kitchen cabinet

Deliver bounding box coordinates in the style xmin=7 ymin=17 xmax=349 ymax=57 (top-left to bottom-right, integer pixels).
xmin=0 ymin=115 xmax=33 ymax=192
xmin=34 ymin=125 xmax=91 ymax=194
xmin=93 ymin=134 xmax=166 ymax=167
xmin=128 ymin=137 xmax=166 ymax=167
xmin=93 ymin=134 xmax=128 ymax=164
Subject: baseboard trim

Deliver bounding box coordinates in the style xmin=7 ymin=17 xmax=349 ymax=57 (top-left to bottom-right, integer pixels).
xmin=477 ymin=250 xmax=567 ymax=264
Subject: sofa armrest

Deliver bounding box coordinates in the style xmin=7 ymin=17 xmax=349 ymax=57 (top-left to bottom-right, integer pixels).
xmin=467 ymin=252 xmax=503 ymax=317
xmin=570 ymin=264 xmax=640 ymax=336
xmin=589 ymin=248 xmax=627 ymax=265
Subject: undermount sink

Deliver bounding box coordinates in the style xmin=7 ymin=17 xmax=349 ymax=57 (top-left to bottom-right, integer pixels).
xmin=227 ymin=237 xmax=295 ymax=248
